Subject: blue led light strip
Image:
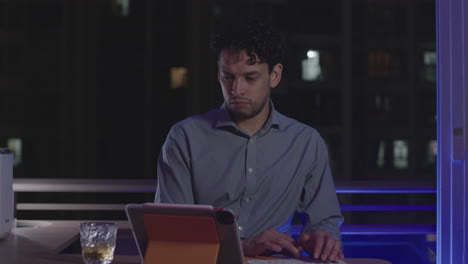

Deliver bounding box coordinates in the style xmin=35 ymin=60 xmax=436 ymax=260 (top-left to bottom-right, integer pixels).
xmin=340 ymin=205 xmax=437 ymax=212
xmin=336 ymin=189 xmax=436 ymax=194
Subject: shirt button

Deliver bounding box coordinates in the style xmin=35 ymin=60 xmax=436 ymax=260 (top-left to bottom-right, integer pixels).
xmin=250 ymin=139 xmax=254 ymax=144
xmin=244 ymin=197 xmax=251 ymax=203
xmin=248 ymin=168 xmax=253 ymax=173
xmin=238 ymin=225 xmax=243 ymax=231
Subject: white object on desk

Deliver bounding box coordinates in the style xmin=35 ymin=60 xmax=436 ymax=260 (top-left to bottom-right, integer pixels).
xmin=0 ymin=148 xmax=14 ymax=239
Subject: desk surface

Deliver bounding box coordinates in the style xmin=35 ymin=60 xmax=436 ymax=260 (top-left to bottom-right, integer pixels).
xmin=0 ymin=220 xmax=391 ymax=264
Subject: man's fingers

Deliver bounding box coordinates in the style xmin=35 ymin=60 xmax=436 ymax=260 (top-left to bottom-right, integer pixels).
xmin=243 ymin=229 xmax=333 ymax=259
xmin=327 ymin=240 xmax=342 ymax=261
xmin=298 ymin=233 xmax=310 ymax=243
xmin=319 ymin=236 xmax=335 ymax=260
xmin=299 ymin=231 xmax=344 ymax=261
xmin=265 ymin=238 xmax=301 ymax=259
xmin=277 ymin=233 xmax=296 ymax=243
xmin=312 ymin=235 xmax=324 ymax=259
xmin=243 ymin=229 xmax=300 ymax=257
xmin=296 ymin=243 xmax=304 ymax=252
xmin=277 ymin=239 xmax=301 ymax=259
xmin=263 ymin=240 xmax=283 ymax=253
xmin=338 ymin=250 xmax=345 ymax=260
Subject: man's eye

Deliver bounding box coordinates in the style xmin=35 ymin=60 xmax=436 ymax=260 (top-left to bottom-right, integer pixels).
xmin=246 ymin=77 xmax=256 ymax=81
xmin=223 ymin=76 xmax=233 ymax=80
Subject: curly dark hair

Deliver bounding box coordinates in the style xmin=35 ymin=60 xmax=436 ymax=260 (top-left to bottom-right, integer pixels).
xmin=210 ymin=17 xmax=285 ymax=72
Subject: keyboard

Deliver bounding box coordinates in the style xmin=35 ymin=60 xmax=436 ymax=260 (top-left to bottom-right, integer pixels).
xmin=247 ymin=259 xmax=346 ymax=264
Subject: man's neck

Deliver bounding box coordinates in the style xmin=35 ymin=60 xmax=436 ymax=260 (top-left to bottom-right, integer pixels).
xmin=233 ymin=104 xmax=271 ymax=137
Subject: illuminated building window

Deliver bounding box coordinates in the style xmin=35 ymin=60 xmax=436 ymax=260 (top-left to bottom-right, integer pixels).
xmin=377 ymin=141 xmax=385 ymax=168
xmin=422 ymin=51 xmax=436 ymax=82
xmin=393 ymin=139 xmax=408 ymax=169
xmin=368 ymin=50 xmax=391 ymax=78
xmin=112 ymin=0 xmax=130 ymax=16
xmin=170 ymin=67 xmax=188 ymax=89
xmin=426 ymin=139 xmax=437 ymax=165
xmin=7 ymin=137 xmax=22 ymax=166
xmin=301 ymin=50 xmax=322 ymax=81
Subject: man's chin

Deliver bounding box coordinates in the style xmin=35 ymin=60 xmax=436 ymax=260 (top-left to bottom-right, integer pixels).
xmin=229 ymin=109 xmax=254 ymax=120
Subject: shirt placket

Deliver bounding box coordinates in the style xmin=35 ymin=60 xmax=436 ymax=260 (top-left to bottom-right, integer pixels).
xmin=237 ymin=136 xmax=257 ymax=237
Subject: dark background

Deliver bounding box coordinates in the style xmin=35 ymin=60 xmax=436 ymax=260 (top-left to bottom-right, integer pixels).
xmin=0 ymin=0 xmax=436 ymax=224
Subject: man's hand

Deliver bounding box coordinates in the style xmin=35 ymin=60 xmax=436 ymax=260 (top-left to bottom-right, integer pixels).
xmin=298 ymin=230 xmax=344 ymax=261
xmin=242 ymin=229 xmax=302 ymax=258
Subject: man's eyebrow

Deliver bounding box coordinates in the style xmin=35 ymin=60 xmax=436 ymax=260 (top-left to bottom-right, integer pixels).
xmin=221 ymin=70 xmax=233 ymax=75
xmin=220 ymin=70 xmax=260 ymax=76
xmin=244 ymin=71 xmax=260 ymax=76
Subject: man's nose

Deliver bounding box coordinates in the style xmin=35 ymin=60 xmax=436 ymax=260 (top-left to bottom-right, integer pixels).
xmin=232 ymin=79 xmax=244 ymax=96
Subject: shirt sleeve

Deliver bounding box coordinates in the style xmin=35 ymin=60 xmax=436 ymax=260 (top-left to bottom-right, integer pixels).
xmin=154 ymin=124 xmax=195 ymax=204
xmin=297 ymin=134 xmax=344 ymax=241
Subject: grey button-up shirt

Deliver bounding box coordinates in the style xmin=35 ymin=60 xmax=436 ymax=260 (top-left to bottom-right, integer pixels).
xmin=155 ymin=103 xmax=343 ymax=240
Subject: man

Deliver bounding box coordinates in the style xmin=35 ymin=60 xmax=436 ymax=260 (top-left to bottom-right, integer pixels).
xmin=155 ymin=17 xmax=344 ymax=261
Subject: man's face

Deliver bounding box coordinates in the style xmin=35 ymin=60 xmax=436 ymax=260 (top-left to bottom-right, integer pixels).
xmin=218 ymin=49 xmax=282 ymax=122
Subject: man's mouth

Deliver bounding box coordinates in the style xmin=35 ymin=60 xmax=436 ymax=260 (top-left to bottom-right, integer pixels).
xmin=230 ymin=100 xmax=249 ymax=107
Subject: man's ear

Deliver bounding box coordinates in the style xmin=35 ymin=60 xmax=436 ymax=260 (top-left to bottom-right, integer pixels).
xmin=270 ymin=63 xmax=283 ymax=88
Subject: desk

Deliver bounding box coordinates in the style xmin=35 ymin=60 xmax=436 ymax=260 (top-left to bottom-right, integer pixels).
xmin=0 ymin=220 xmax=391 ymax=264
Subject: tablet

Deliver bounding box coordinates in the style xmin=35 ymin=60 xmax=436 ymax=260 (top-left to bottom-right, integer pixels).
xmin=125 ymin=203 xmax=245 ymax=264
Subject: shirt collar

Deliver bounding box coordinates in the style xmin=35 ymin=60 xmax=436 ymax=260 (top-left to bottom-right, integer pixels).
xmin=215 ymin=100 xmax=280 ymax=131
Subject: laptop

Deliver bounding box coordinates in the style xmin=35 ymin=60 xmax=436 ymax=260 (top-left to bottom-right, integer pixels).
xmin=125 ymin=203 xmax=245 ymax=264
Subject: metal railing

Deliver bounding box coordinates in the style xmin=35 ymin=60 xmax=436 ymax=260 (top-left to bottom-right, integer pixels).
xmin=13 ymin=178 xmax=436 ymax=211
xmin=13 ymin=178 xmax=437 ymax=234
